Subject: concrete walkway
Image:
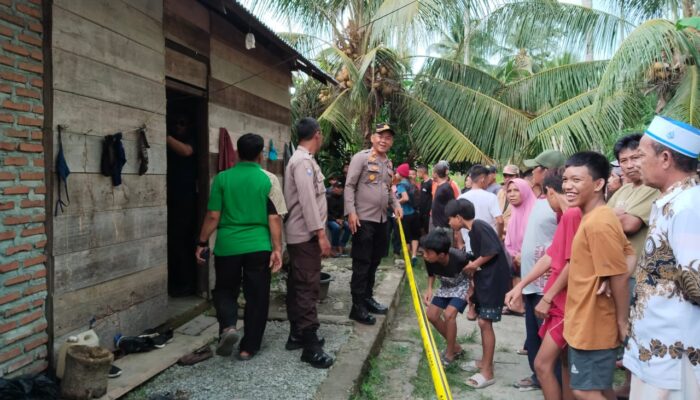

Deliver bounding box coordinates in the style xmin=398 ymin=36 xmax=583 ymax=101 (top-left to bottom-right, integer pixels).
xmin=120 ymin=257 xmax=405 ymax=400
xmin=362 ymin=264 xmax=544 ymax=400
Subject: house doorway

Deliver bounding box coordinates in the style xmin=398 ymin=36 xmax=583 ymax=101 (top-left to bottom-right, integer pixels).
xmin=165 ymin=87 xmax=209 ymax=299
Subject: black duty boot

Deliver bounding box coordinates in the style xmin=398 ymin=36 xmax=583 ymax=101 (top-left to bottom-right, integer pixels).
xmin=286 ymin=333 xmax=325 ymax=351
xmin=349 ymin=304 xmax=376 ymax=325
xmin=300 ymin=330 xmax=334 ymax=369
xmin=365 ymin=298 xmax=388 ymax=315
xmin=301 ymin=348 xmax=334 ymax=368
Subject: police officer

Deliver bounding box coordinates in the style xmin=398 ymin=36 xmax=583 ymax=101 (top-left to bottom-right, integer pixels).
xmin=283 ymin=117 xmax=334 ymax=368
xmin=345 ymin=123 xmax=402 ymax=325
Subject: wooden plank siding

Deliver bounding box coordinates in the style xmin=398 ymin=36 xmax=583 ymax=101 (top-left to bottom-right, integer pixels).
xmin=53 ymin=265 xmax=168 ymax=338
xmin=50 ymin=0 xmax=167 ymax=343
xmin=163 ymin=0 xmax=209 ymax=56
xmin=165 ymin=47 xmax=207 ymax=89
xmin=53 ymin=207 xmax=167 ymax=256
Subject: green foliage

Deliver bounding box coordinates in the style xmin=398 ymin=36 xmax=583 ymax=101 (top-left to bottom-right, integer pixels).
xmin=499 ymin=61 xmax=609 ymax=114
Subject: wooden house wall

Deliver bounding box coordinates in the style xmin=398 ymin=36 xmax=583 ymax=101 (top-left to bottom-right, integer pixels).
xmin=207 ymin=13 xmax=292 ymax=174
xmin=50 ymin=0 xmax=167 ymax=347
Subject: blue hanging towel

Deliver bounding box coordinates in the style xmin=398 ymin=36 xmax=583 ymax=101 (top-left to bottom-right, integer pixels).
xmin=268 ymin=138 xmax=278 ymax=161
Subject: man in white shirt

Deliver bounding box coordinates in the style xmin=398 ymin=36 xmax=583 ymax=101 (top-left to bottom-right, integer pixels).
xmin=624 ymin=116 xmax=700 ymax=399
xmin=459 ymin=165 xmax=503 ymax=250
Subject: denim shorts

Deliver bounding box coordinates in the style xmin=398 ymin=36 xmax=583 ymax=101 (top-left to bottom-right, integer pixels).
xmin=431 ymin=296 xmax=468 ymax=313
xmin=568 ymin=346 xmax=617 ymax=390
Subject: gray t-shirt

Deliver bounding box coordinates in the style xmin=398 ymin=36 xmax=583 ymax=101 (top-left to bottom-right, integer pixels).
xmin=520 ymin=199 xmax=557 ymax=295
xmin=486 ymin=182 xmax=501 ymax=195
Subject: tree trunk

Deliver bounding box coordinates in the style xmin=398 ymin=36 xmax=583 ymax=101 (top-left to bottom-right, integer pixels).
xmin=463 ymin=3 xmax=471 ymax=65
xmin=583 ymin=0 xmax=594 ymax=61
xmin=683 ymin=0 xmax=694 ymax=17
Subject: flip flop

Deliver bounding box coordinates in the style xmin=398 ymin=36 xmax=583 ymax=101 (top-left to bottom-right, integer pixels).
xmin=466 ymin=372 xmax=496 ymax=389
xmin=215 ymin=329 xmax=241 ymax=357
xmin=440 ymin=352 xmax=454 ymax=367
xmin=458 ymin=360 xmax=480 ymax=372
xmin=454 ymin=349 xmax=466 ymax=359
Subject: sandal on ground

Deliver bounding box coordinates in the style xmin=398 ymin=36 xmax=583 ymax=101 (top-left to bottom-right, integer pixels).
xmin=516 ymin=348 xmax=528 ymax=356
xmin=513 ymin=376 xmax=540 ymax=391
xmin=458 ymin=360 xmax=480 ymax=372
xmin=440 ymin=352 xmax=454 ymax=367
xmin=466 ymin=372 xmax=496 ymax=389
xmin=215 ymin=329 xmax=241 ymax=357
xmin=235 ymin=351 xmax=255 ymax=361
xmin=453 ymin=349 xmax=466 ymax=359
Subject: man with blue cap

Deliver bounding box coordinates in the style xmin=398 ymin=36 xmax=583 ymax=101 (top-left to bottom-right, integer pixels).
xmin=623 ymin=115 xmax=700 ymax=398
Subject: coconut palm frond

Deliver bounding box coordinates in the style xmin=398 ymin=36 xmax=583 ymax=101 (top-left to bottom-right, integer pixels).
xmin=412 ymin=77 xmax=530 ymax=161
xmin=499 ymin=61 xmax=608 ymax=114
xmin=483 ymin=0 xmax=634 ymax=56
xmin=318 ymin=90 xmax=356 ymax=142
xmin=596 ymin=19 xmax=695 ymax=102
xmin=417 ymin=56 xmax=504 ymax=95
xmin=526 ymin=90 xmax=599 ymax=137
xmin=526 ymin=91 xmax=646 ymax=156
xmin=248 ymin=0 xmax=343 ymax=38
xmin=277 ymin=32 xmax=332 ymax=59
xmin=398 ymin=92 xmax=493 ymax=163
xmin=662 ymin=65 xmax=700 ymax=126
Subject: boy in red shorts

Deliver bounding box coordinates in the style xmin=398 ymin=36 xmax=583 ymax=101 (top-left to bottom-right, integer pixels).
xmin=506 ymin=168 xmax=581 ymax=399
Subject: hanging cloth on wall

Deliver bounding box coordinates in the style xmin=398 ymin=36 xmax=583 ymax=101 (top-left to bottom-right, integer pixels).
xmin=100 ymin=132 xmax=126 ymax=186
xmin=217 ymin=127 xmax=237 ymax=171
xmin=54 ymin=125 xmax=71 ymax=217
xmin=137 ymin=128 xmax=150 ymax=176
xmin=268 ymin=139 xmax=278 ymax=161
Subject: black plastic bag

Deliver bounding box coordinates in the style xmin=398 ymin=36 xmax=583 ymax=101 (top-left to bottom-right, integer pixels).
xmin=0 ymin=374 xmax=59 ymax=400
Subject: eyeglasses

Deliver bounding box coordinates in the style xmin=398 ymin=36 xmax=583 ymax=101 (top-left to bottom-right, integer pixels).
xmin=503 ymin=173 xmax=518 ymax=178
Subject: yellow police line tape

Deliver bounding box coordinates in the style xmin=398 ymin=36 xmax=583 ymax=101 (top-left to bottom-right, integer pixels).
xmin=396 ymin=218 xmax=453 ymax=400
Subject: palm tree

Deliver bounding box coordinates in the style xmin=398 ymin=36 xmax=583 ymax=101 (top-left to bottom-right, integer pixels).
xmin=252 ymin=0 xmax=496 ymax=162
xmin=258 ymin=0 xmax=698 ymax=164
xmin=407 ymin=0 xmax=700 ymax=162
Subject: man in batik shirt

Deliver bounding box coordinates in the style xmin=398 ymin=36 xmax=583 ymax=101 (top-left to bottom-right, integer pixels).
xmin=623 ymin=116 xmax=700 ymax=399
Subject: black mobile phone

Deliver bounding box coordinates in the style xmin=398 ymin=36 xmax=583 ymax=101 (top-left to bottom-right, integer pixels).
xmin=201 ymin=248 xmax=210 ymax=261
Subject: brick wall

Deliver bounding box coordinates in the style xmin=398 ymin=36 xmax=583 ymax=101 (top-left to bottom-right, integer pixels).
xmin=0 ymin=0 xmax=48 ymax=378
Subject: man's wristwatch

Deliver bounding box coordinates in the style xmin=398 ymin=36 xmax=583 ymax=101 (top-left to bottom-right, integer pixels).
xmin=198 ymin=240 xmax=208 ymax=247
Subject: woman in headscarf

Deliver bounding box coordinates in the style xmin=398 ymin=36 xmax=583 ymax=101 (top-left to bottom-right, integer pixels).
xmin=504 ymin=178 xmax=537 ymax=287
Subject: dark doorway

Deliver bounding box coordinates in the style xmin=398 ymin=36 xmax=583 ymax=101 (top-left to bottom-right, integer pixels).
xmin=165 ymin=88 xmax=208 ymax=298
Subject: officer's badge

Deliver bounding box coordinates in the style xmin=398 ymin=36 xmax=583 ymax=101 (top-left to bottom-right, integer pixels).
xmin=369 ymin=174 xmax=376 ymax=181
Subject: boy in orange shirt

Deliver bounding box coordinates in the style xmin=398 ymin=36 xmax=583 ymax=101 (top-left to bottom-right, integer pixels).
xmin=562 ymin=152 xmax=630 ymax=399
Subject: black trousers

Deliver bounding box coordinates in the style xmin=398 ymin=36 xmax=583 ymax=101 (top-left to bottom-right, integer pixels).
xmin=350 ymin=220 xmax=388 ymax=305
xmin=286 ymin=239 xmax=321 ymax=336
xmin=212 ymin=251 xmax=271 ymax=354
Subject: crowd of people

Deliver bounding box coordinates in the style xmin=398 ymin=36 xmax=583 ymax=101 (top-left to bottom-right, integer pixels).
xmin=192 ymin=115 xmax=700 ymax=398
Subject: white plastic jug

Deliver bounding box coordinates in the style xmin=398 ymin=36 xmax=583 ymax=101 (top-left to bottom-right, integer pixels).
xmin=56 ymin=329 xmax=100 ymax=379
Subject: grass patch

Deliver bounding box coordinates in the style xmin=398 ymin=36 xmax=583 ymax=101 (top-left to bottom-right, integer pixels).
xmin=497 ymin=345 xmax=511 ymax=353
xmin=457 ymin=328 xmax=480 ymax=344
xmin=352 ymin=342 xmax=413 ymax=400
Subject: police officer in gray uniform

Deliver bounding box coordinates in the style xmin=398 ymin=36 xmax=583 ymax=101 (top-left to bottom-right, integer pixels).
xmin=345 ymin=123 xmax=402 ymax=325
xmin=284 ymin=117 xmax=334 ymax=368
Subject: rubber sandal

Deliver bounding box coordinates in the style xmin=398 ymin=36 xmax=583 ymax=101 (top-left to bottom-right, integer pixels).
xmin=440 ymin=352 xmax=454 ymax=367
xmin=215 ymin=329 xmax=240 ymax=357
xmin=466 ymin=372 xmax=496 ymax=389
xmin=516 ymin=348 xmax=528 ymax=356
xmin=454 ymin=349 xmax=466 ymax=359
